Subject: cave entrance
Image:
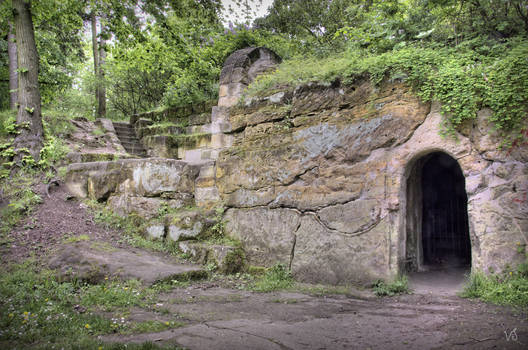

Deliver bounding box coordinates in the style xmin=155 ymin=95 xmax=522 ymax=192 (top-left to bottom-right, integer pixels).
xmin=405 ymin=151 xmax=471 ymax=272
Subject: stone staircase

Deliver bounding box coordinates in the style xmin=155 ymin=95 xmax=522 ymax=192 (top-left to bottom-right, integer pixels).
xmin=132 ymin=101 xmax=224 ymax=163
xmin=62 ymin=48 xmax=283 ymax=277
xmin=113 ymin=122 xmax=148 ymax=157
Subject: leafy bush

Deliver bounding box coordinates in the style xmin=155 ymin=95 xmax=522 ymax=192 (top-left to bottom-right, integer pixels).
xmin=0 ymin=170 xmax=42 ymax=235
xmin=39 ymin=135 xmax=70 ymax=168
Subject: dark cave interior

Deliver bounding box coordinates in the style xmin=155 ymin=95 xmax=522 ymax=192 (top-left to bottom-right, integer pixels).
xmin=421 ymin=152 xmax=471 ymax=267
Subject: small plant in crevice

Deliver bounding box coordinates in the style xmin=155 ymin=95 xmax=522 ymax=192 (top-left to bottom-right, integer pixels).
xmin=203 ymin=205 xmax=235 ymax=246
xmin=372 ymin=275 xmax=411 ymax=297
xmin=210 ymin=206 xmax=226 ymax=237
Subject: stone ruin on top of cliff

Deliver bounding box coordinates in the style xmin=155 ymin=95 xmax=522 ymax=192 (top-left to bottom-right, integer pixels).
xmin=65 ymin=47 xmax=528 ymax=285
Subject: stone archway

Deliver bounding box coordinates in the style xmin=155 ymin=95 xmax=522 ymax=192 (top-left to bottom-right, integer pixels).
xmin=404 ymin=151 xmax=471 ymax=272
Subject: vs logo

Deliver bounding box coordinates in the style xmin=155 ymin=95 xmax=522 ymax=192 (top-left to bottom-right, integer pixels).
xmin=504 ymin=328 xmax=518 ymax=342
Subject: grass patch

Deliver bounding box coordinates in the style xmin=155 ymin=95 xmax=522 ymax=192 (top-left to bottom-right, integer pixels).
xmin=64 ymin=234 xmax=91 ymax=243
xmin=126 ymin=320 xmax=184 ymax=334
xmin=0 ymin=263 xmax=186 ymax=349
xmin=269 ymin=298 xmax=299 ymax=304
xmin=460 ymin=269 xmax=528 ymax=308
xmin=295 ymin=283 xmax=362 ymax=297
xmin=86 ymin=201 xmax=183 ymax=258
xmin=372 ymin=275 xmax=411 ymax=297
xmin=252 ymin=264 xmax=294 ymax=292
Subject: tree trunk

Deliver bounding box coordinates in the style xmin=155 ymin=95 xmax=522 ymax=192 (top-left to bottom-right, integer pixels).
xmin=91 ymin=11 xmax=100 ymax=117
xmin=12 ymin=0 xmax=43 ymax=163
xmin=97 ymin=20 xmax=106 ymax=117
xmin=8 ymin=21 xmax=18 ymax=110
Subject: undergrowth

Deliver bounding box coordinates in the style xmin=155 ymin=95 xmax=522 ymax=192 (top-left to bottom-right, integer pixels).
xmin=246 ymin=37 xmax=528 ymax=145
xmin=86 ymin=201 xmax=182 ymax=257
xmin=0 ymin=262 xmax=183 ymax=349
xmin=461 ymin=263 xmax=528 ymax=307
xmin=0 ymin=109 xmax=71 ymax=238
xmin=372 ymin=275 xmax=411 ymax=297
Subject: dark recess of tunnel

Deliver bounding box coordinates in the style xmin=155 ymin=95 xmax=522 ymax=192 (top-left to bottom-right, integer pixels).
xmin=421 ymin=152 xmax=471 ymax=267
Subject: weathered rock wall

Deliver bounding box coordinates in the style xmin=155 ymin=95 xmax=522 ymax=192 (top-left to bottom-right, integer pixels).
xmin=217 ymin=80 xmax=527 ymax=285
xmin=64 ymin=47 xmax=526 ymax=286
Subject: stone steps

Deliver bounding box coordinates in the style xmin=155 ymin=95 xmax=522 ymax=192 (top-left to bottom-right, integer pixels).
xmin=113 ymin=121 xmax=148 ymax=157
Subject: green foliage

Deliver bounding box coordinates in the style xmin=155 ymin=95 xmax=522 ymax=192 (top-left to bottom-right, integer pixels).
xmin=0 ymin=170 xmax=42 ymax=235
xmin=252 ymin=263 xmax=294 ymax=292
xmin=87 ymin=201 xmax=184 ymax=257
xmin=0 ymin=263 xmax=184 ymax=349
xmin=247 ymin=37 xmax=528 ymax=143
xmin=210 ymin=206 xmax=226 ymax=238
xmin=38 ymin=135 xmax=70 ymax=168
xmin=461 ymin=270 xmax=528 ymax=308
xmin=0 ymin=109 xmax=18 ymax=137
xmin=372 ymin=275 xmax=410 ymax=297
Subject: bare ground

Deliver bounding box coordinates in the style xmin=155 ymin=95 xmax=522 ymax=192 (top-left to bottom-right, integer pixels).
xmin=0 ymin=183 xmax=125 ymax=265
xmin=2 ymin=184 xmax=527 ymax=349
xmin=102 ymin=286 xmax=528 ymax=350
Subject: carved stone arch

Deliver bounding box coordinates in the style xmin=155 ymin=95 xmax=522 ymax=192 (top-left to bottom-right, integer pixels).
xmin=218 ymin=47 xmax=281 ymax=107
xmin=402 ymin=149 xmax=472 ymax=272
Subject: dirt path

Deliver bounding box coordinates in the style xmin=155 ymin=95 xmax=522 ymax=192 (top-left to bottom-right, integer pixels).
xmin=409 ymin=267 xmax=470 ymax=296
xmin=1 ymin=183 xmax=125 ymax=264
xmin=102 ymin=280 xmax=527 ymax=350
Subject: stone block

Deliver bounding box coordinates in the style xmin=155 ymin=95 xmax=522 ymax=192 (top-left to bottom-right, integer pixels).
xmin=146 ymin=225 xmax=165 ymax=240
xmin=178 ymin=242 xmax=244 ymax=274
xmin=195 ymin=187 xmax=221 ymax=208
xmin=225 ymin=208 xmax=299 ymax=267
xmin=168 ymin=221 xmax=203 ymax=242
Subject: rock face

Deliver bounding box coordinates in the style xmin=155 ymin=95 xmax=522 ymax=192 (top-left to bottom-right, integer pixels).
xmin=216 ymin=69 xmax=527 ymax=284
xmin=48 ymin=242 xmax=207 ymax=284
xmin=65 ymin=158 xmax=200 ymax=217
xmin=64 ymin=47 xmax=526 ymax=285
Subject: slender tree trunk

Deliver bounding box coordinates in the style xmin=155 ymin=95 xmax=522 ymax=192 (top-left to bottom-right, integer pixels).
xmin=97 ymin=20 xmax=106 ymax=117
xmin=91 ymin=11 xmax=100 ymax=117
xmin=8 ymin=21 xmax=18 ymax=110
xmin=12 ymin=0 xmax=43 ymax=163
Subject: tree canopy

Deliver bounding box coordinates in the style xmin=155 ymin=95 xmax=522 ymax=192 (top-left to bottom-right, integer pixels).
xmin=0 ymin=0 xmax=526 ymax=141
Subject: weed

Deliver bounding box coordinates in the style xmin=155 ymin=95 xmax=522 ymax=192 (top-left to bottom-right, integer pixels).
xmin=295 ymin=283 xmax=360 ymax=297
xmin=372 ymin=275 xmax=410 ymax=297
xmin=39 ymin=136 xmax=70 ymax=168
xmin=209 ymin=206 xmax=226 ymax=238
xmin=92 ymin=127 xmax=105 ymax=136
xmin=269 ymin=298 xmax=299 ymax=304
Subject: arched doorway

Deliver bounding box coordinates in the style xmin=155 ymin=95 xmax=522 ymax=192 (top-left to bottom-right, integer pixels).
xmin=404 ymin=151 xmax=471 ymax=272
